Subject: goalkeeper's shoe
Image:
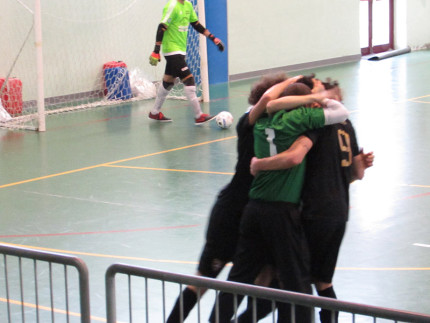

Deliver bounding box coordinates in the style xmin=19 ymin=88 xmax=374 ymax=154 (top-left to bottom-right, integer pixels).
xmin=195 ymin=113 xmax=216 ymax=125
xmin=148 ymin=112 xmax=172 ymax=122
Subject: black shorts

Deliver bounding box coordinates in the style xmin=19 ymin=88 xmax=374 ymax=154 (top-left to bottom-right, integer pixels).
xmin=197 ymin=198 xmax=245 ymax=278
xmin=303 ymin=217 xmax=346 ymax=283
xmin=164 ymin=54 xmax=192 ymax=80
xmin=229 ymin=200 xmax=311 ymax=294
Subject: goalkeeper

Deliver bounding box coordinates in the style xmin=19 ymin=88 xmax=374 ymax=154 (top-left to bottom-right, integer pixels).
xmin=148 ymin=0 xmax=224 ymax=125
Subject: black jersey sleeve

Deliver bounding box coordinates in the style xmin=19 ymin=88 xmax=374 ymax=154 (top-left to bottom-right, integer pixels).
xmin=303 ymin=128 xmax=321 ymax=145
xmin=346 ymin=120 xmax=360 ymax=157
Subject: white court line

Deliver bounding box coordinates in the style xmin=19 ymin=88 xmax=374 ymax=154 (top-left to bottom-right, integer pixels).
xmin=413 ymin=243 xmax=430 ymax=248
xmin=17 ymin=189 xmax=206 ymax=217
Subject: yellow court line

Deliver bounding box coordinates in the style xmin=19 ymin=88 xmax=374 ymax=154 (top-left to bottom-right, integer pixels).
xmin=392 ymin=94 xmax=430 ymax=104
xmin=0 ymin=297 xmax=108 ymax=322
xmin=105 ymin=136 xmax=237 ymax=166
xmin=2 ymin=242 xmax=429 ymax=271
xmin=105 ymin=164 xmax=235 ymax=175
xmin=409 ymin=99 xmax=430 ymax=104
xmin=409 ymin=94 xmax=430 ymax=100
xmin=400 ymin=184 xmax=430 ymax=188
xmin=0 ymin=165 xmax=104 ymax=189
xmin=0 ymin=136 xmax=237 ymax=189
xmin=336 ymin=267 xmax=430 ymax=271
xmin=0 ymin=242 xmax=198 ymax=265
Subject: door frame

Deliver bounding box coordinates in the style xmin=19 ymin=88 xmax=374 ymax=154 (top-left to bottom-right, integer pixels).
xmin=361 ymin=0 xmax=394 ymax=56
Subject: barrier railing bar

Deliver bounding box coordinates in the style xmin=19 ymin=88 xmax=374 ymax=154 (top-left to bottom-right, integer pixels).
xmin=33 ymin=259 xmax=40 ymax=323
xmin=127 ymin=274 xmax=132 ymax=323
xmin=145 ymin=276 xmax=149 ymax=323
xmin=64 ymin=265 xmax=70 ymax=323
xmin=18 ymin=257 xmax=25 ymax=323
xmin=49 ymin=262 xmax=54 ymax=323
xmin=3 ymin=254 xmax=12 ymax=323
xmin=178 ymin=284 xmax=184 ymax=323
xmin=105 ymin=263 xmax=430 ymax=323
xmin=196 ymin=287 xmax=202 ymax=322
xmin=162 ymin=280 xmax=166 ymax=323
xmin=0 ymin=244 xmax=91 ymax=323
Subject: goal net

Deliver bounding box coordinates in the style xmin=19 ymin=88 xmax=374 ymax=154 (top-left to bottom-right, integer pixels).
xmin=0 ymin=0 xmax=208 ymax=131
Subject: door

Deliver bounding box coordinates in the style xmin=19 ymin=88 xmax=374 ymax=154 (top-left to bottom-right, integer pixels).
xmin=360 ymin=0 xmax=394 ymax=55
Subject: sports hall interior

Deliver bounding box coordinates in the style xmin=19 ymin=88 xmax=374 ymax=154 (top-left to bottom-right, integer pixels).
xmin=1 ymin=0 xmax=429 ymax=322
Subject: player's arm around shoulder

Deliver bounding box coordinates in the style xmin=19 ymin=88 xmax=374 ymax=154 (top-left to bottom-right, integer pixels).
xmin=266 ymin=87 xmax=335 ymax=115
xmin=250 ymin=135 xmax=313 ymax=176
xmin=248 ymin=76 xmax=303 ymax=125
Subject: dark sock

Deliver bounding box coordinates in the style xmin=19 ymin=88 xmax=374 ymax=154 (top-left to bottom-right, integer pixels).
xmin=237 ymin=278 xmax=281 ymax=322
xmin=237 ymin=297 xmax=274 ymax=323
xmin=166 ymin=287 xmax=198 ymax=323
xmin=317 ymin=286 xmax=338 ymax=323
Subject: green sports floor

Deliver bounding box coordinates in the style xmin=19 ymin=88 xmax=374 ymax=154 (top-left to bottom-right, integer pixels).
xmin=1 ymin=50 xmax=430 ymax=322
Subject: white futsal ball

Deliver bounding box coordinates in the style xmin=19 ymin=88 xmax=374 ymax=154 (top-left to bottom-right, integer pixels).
xmin=216 ymin=111 xmax=234 ymax=129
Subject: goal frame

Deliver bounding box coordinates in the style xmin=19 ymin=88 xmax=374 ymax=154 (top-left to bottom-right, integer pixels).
xmin=1 ymin=0 xmax=210 ymax=132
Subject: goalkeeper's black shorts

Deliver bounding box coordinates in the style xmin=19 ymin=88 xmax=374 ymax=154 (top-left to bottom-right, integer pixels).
xmin=164 ymin=54 xmax=192 ymax=80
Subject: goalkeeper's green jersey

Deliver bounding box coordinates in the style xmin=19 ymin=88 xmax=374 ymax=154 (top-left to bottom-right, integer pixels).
xmin=161 ymin=0 xmax=198 ymax=55
xmin=249 ymin=107 xmax=325 ymax=204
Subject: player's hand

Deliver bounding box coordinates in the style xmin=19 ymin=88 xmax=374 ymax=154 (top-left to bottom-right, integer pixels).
xmin=360 ymin=149 xmax=374 ymax=168
xmin=250 ymin=157 xmax=261 ymax=176
xmin=213 ymin=38 xmax=225 ymax=52
xmin=312 ymin=92 xmax=330 ymax=107
xmin=330 ymin=86 xmax=343 ymax=102
xmin=290 ymin=75 xmax=303 ymax=83
xmin=149 ymin=52 xmax=161 ymax=66
xmin=209 ymin=34 xmax=224 ymax=52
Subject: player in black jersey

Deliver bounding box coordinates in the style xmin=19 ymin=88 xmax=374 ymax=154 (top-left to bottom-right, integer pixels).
xmin=165 ymin=73 xmax=304 ymax=323
xmin=247 ymin=78 xmax=374 ymax=323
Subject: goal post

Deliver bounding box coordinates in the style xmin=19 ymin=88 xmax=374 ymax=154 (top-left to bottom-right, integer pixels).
xmin=35 ymin=0 xmax=46 ymax=132
xmin=197 ymin=0 xmax=210 ymax=103
xmin=0 ymin=0 xmax=209 ymax=131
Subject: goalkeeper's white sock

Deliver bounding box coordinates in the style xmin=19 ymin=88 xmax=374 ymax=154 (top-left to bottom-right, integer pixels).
xmin=184 ymin=85 xmax=202 ymax=118
xmin=151 ymin=84 xmax=170 ymax=115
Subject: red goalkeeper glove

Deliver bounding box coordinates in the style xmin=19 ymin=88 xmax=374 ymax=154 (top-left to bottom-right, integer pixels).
xmin=149 ymin=52 xmax=160 ymax=66
xmin=149 ymin=45 xmax=161 ymax=66
xmin=209 ymin=34 xmax=225 ymax=52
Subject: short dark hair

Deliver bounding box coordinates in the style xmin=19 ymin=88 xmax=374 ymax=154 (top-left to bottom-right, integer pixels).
xmin=296 ymin=73 xmax=315 ymax=90
xmin=248 ymin=73 xmax=288 ymax=105
xmin=322 ymin=77 xmax=339 ymax=90
xmin=281 ymin=83 xmax=312 ymax=97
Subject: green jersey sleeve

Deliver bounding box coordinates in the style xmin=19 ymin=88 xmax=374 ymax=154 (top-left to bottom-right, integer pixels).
xmin=272 ymin=107 xmax=325 ymax=134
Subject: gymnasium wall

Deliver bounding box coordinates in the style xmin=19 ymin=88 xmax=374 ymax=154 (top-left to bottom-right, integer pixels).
xmin=404 ymin=0 xmax=430 ymax=50
xmin=227 ymin=0 xmax=361 ymax=79
xmin=1 ymin=0 xmax=429 ymax=102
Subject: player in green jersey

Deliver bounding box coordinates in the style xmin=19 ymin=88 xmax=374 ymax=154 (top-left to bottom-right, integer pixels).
xmin=148 ymin=0 xmax=224 ymax=125
xmin=209 ymin=83 xmax=350 ymax=323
